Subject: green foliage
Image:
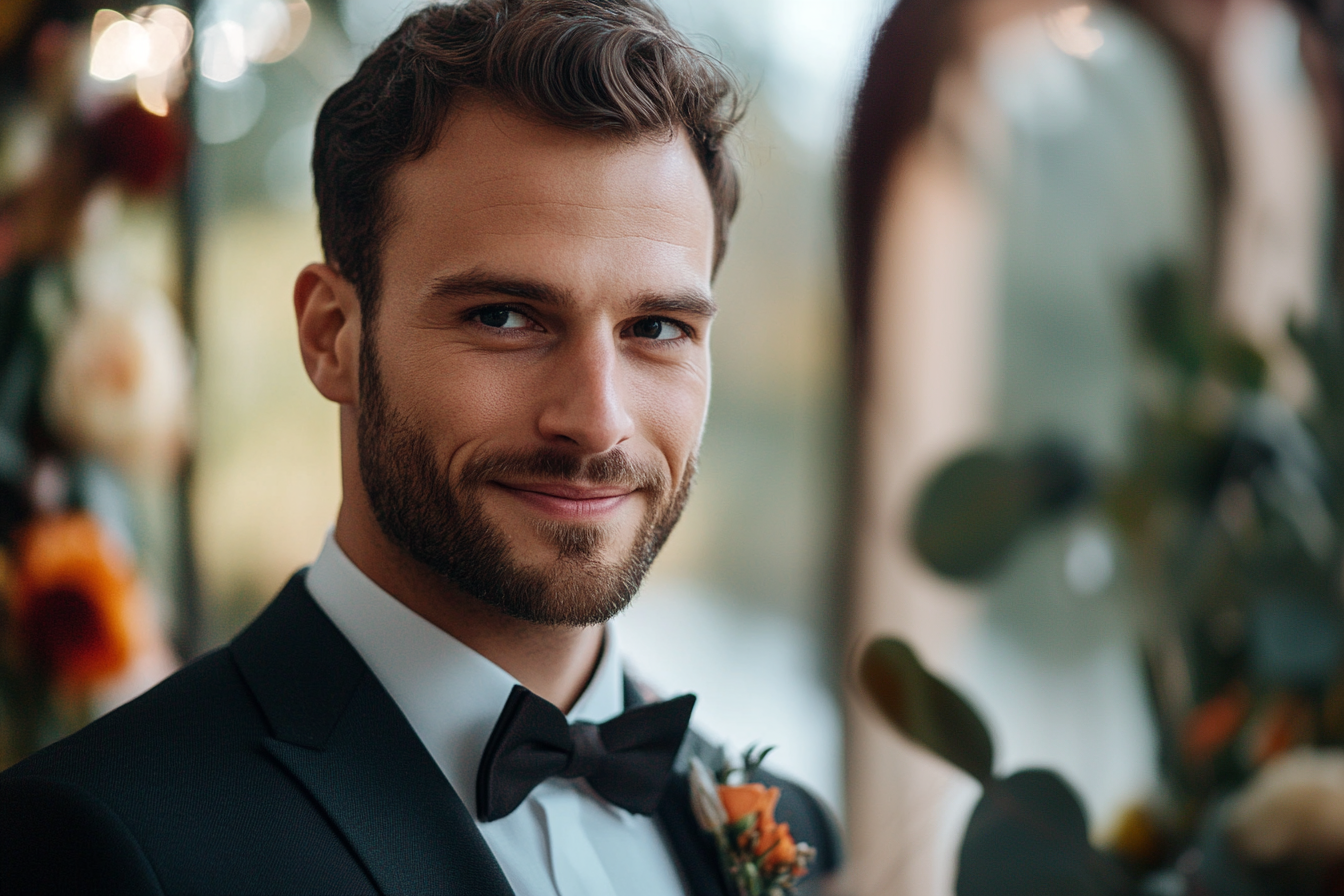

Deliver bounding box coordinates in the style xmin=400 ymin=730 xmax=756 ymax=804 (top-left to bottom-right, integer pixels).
xmin=740 ymin=744 xmax=774 ymax=779
xmin=902 ymin=252 xmax=1344 ymax=874
xmin=910 ymin=441 xmax=1092 ymax=581
xmin=910 ymin=450 xmax=1037 ymax=580
xmin=859 ymin=634 xmax=1129 ymax=894
xmin=859 ymin=637 xmax=995 ymax=784
xmin=1132 ymin=262 xmax=1207 ymax=379
xmin=958 ymin=770 xmax=1127 ymax=896
xmin=1131 ymin=261 xmax=1267 ymax=390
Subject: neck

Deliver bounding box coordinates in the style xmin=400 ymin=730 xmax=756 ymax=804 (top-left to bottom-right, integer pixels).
xmin=333 ymin=499 xmax=604 ymax=714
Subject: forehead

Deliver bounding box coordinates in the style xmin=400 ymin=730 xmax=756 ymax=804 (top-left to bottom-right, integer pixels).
xmin=382 ymin=99 xmax=716 ymax=291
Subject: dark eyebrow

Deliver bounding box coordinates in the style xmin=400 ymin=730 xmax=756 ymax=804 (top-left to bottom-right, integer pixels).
xmin=425 ymin=271 xmax=574 ymax=307
xmin=426 ymin=270 xmax=717 ymax=319
xmin=630 ymin=291 xmax=718 ymax=319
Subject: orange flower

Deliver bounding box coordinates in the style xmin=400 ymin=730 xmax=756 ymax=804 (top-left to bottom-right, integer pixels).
xmin=719 ymin=782 xmax=779 ymax=826
xmin=718 ymin=782 xmax=801 ymax=872
xmin=10 ymin=513 xmax=141 ymax=689
xmin=759 ymin=821 xmax=798 ymax=871
xmin=1182 ymin=682 xmax=1250 ymax=767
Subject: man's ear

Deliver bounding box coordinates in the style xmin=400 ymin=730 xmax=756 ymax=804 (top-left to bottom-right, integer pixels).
xmin=294 ymin=262 xmax=361 ymax=405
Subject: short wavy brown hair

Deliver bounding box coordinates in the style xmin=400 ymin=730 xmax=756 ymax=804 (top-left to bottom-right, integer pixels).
xmin=313 ymin=0 xmax=743 ymax=318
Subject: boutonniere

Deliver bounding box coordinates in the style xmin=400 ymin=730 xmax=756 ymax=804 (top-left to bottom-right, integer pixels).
xmin=689 ymin=746 xmax=816 ymax=896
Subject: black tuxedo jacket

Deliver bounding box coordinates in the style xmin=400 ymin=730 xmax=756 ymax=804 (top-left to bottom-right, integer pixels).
xmin=0 ymin=573 xmax=841 ymax=895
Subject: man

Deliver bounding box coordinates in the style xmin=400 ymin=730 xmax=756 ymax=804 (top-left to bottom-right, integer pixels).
xmin=0 ymin=1 xmax=841 ymax=894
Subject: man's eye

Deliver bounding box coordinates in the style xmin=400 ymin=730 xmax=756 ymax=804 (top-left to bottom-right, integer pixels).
xmin=475 ymin=307 xmax=530 ymax=329
xmin=630 ymin=318 xmax=684 ymax=341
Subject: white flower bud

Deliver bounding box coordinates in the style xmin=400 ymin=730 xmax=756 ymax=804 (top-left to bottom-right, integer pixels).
xmin=689 ymin=756 xmax=729 ymax=832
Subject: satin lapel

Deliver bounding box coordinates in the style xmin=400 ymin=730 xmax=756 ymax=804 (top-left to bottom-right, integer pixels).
xmin=624 ymin=677 xmax=732 ymax=896
xmin=232 ymin=574 xmax=514 ymax=896
xmin=656 ymin=774 xmax=733 ymax=896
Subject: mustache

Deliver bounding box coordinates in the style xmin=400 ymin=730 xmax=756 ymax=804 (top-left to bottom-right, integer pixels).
xmin=458 ymin=447 xmax=669 ymax=493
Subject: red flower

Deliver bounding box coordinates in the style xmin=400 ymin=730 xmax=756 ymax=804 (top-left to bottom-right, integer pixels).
xmin=89 ymin=100 xmax=187 ymax=193
xmin=10 ymin=513 xmax=141 ymax=689
xmin=1182 ymin=682 xmax=1250 ymax=767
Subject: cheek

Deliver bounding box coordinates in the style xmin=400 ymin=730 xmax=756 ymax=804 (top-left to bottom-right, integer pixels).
xmin=629 ymin=362 xmax=710 ymax=468
xmin=378 ymin=336 xmax=539 ymax=449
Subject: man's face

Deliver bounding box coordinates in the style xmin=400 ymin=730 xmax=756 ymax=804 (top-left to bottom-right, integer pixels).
xmin=357 ymin=100 xmax=716 ymax=626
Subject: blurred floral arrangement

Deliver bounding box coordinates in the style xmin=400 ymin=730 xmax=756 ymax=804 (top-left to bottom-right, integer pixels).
xmin=865 ymin=260 xmax=1344 ymax=891
xmin=0 ymin=1 xmax=192 ymax=766
xmin=840 ymin=0 xmax=1344 ymax=892
xmin=1 ymin=512 xmax=175 ymax=763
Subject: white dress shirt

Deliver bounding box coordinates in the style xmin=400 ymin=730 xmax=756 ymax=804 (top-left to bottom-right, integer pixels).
xmin=305 ymin=533 xmax=690 ymax=896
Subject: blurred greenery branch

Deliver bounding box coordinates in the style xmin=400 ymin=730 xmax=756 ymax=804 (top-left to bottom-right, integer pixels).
xmin=864 ymin=255 xmax=1344 ymax=892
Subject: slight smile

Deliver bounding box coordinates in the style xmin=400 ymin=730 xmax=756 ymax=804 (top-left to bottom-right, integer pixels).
xmin=491 ymin=481 xmax=636 ymax=520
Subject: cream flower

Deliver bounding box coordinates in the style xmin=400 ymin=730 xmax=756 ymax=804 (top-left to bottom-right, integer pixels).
xmin=1227 ymin=748 xmax=1344 ymax=863
xmin=45 ymin=291 xmax=191 ymax=477
xmin=690 ymin=756 xmax=729 ymax=832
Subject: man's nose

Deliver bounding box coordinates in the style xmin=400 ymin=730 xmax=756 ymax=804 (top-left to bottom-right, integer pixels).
xmin=536 ymin=332 xmax=636 ymax=455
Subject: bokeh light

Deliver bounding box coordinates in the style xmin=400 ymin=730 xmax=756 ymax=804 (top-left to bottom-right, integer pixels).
xmin=1047 ymin=4 xmax=1106 ymax=60
xmin=195 ymin=0 xmax=311 ymax=85
xmin=88 ymin=6 xmax=193 ymax=116
xmin=198 ymin=20 xmax=247 ymax=82
xmin=90 ymin=17 xmax=152 ymax=82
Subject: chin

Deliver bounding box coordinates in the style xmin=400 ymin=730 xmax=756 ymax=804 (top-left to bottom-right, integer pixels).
xmin=486 ymin=504 xmax=640 ymax=561
xmin=520 ymin=520 xmax=635 ymax=566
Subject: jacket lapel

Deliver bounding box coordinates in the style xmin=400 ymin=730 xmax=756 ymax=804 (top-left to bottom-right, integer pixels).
xmin=231 ymin=573 xmax=514 ymax=896
xmin=625 ymin=678 xmax=732 ymax=896
xmin=656 ymin=775 xmax=733 ymax=896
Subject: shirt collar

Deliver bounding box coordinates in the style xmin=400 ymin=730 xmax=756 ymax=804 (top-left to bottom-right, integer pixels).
xmin=305 ymin=531 xmax=626 ymax=819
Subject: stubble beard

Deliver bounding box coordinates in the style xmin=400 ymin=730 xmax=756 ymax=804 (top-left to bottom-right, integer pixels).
xmin=356 ymin=336 xmax=695 ymax=627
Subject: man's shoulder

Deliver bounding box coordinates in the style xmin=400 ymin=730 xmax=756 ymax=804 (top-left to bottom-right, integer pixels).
xmin=1 ymin=571 xmax=335 ymax=798
xmin=0 ymin=580 xmax=384 ymax=895
xmin=0 ymin=648 xmax=270 ymax=896
xmin=0 ymin=575 xmax=322 ymax=852
xmin=1 ymin=645 xmax=261 ymax=791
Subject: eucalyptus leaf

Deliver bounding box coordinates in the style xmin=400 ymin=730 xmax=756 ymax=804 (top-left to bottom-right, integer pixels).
xmin=909 ymin=449 xmax=1037 ymax=580
xmin=958 ymin=769 xmax=1128 ymax=896
xmin=1209 ymin=338 xmax=1267 ymax=391
xmin=1026 ymin=440 xmax=1093 ymax=514
xmin=910 ymin=441 xmax=1092 ymax=581
xmin=859 ymin=637 xmax=994 ymax=784
xmin=1132 ymin=261 xmax=1206 ymax=379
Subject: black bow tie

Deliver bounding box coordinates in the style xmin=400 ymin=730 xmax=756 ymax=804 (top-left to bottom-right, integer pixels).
xmin=475 ymin=684 xmax=696 ymax=822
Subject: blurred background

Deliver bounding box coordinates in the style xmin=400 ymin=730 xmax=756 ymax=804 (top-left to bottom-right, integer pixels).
xmin=6 ymin=0 xmax=1344 ymax=894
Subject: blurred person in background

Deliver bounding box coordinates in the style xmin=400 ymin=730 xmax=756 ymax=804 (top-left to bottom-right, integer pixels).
xmin=0 ymin=2 xmax=841 ymax=894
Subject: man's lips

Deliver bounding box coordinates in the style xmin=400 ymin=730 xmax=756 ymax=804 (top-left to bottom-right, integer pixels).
xmin=490 ymin=481 xmax=637 ymax=519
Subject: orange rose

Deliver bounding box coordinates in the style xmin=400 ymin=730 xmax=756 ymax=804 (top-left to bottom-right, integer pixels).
xmin=717 ymin=782 xmax=801 ymax=872
xmin=718 ymin=782 xmax=779 ymax=827
xmin=761 ymin=822 xmax=798 ymax=871
xmin=11 ymin=513 xmax=141 ymax=689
